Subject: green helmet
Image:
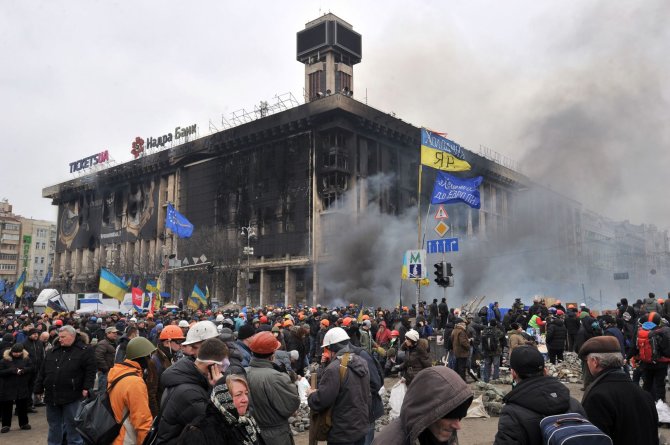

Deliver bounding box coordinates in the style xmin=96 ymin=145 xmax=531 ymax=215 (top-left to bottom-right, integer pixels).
xmin=125 ymin=337 xmax=156 ymax=361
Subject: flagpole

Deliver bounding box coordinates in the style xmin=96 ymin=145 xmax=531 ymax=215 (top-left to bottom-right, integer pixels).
xmin=421 ymin=204 xmax=432 ymax=249
xmin=417 ymin=165 xmax=423 ymax=249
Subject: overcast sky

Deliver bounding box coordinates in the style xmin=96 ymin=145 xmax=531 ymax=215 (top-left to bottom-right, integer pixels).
xmin=2 ymin=0 xmax=668 ymax=230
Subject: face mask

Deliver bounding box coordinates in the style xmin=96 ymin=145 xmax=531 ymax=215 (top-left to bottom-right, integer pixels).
xmin=135 ymin=356 xmax=149 ymax=371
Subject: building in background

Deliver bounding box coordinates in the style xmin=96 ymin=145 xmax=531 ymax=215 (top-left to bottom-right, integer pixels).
xmin=19 ymin=218 xmax=57 ymax=288
xmin=41 ymin=14 xmax=669 ymax=307
xmin=0 ymin=200 xmax=21 ymax=285
xmin=0 ymin=199 xmax=57 ymax=291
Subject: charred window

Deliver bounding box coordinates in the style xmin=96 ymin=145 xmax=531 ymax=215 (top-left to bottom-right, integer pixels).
xmin=309 ymin=71 xmax=322 ymax=100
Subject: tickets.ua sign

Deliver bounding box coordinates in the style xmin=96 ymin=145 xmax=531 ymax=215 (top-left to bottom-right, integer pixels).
xmin=69 ymin=150 xmax=109 ymax=173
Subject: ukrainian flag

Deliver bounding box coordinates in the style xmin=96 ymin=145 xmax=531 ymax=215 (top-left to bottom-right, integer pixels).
xmin=146 ymin=279 xmax=158 ymax=293
xmin=420 ymin=128 xmax=471 ymax=172
xmin=14 ymin=270 xmax=26 ymax=297
xmin=189 ymin=284 xmax=206 ymax=310
xmin=99 ymin=268 xmax=129 ymax=302
xmin=420 ymin=145 xmax=471 ymax=172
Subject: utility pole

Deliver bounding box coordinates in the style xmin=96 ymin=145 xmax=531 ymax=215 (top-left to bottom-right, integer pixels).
xmin=240 ymin=224 xmax=256 ymax=307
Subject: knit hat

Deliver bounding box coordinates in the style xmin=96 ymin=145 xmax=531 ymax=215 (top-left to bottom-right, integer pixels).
xmin=219 ymin=327 xmax=234 ymax=342
xmin=578 ymin=336 xmax=621 ymax=360
xmin=11 ymin=343 xmax=24 ymax=353
xmin=237 ymin=324 xmax=256 ymax=341
xmin=509 ymin=345 xmax=545 ymax=376
xmin=249 ymin=332 xmax=280 ymax=354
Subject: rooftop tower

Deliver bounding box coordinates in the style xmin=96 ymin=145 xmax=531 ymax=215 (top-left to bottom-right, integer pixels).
xmin=296 ymin=13 xmax=362 ymax=102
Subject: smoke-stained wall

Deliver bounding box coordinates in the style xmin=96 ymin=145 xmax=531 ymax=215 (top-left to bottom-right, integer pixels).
xmin=56 ymin=176 xmax=159 ymax=253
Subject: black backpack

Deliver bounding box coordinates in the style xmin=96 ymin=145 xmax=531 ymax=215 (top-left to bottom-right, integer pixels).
xmin=74 ymin=372 xmax=135 ymax=445
xmin=650 ymin=327 xmax=670 ymax=362
xmin=481 ymin=327 xmax=498 ymax=354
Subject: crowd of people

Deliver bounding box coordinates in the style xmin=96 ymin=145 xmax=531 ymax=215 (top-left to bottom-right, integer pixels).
xmin=0 ymin=291 xmax=667 ymax=444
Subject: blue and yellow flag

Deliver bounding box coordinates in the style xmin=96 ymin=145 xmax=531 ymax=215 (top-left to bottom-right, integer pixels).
xmin=146 ymin=279 xmax=158 ymax=294
xmin=420 ymin=128 xmax=471 ymax=172
xmin=189 ymin=284 xmax=206 ymax=309
xmin=99 ymin=267 xmax=129 ymax=301
xmin=14 ymin=271 xmax=26 ymax=297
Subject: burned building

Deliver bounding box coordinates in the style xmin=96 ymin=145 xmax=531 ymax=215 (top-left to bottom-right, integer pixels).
xmin=45 ymin=14 xmax=609 ymax=307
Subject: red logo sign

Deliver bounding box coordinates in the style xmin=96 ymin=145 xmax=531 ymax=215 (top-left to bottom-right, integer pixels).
xmin=131 ymin=137 xmax=145 ymax=159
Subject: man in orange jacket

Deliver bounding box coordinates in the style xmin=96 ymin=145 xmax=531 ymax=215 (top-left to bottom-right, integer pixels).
xmin=107 ymin=336 xmax=155 ymax=445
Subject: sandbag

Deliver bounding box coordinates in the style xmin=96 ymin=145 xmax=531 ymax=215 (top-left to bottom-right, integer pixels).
xmin=657 ymin=399 xmax=670 ymax=423
xmin=388 ymin=380 xmax=407 ymax=419
xmin=465 ymin=395 xmax=489 ymax=418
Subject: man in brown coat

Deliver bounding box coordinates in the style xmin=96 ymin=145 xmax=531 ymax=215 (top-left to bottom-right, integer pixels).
xmin=94 ymin=326 xmax=119 ymax=392
xmin=451 ymin=318 xmax=471 ymax=381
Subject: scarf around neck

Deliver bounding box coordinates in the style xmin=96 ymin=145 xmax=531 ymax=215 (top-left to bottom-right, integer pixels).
xmin=210 ymin=383 xmax=261 ymax=445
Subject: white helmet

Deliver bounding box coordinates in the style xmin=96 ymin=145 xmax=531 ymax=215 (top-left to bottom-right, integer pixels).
xmin=321 ymin=327 xmax=350 ymax=348
xmin=182 ymin=320 xmax=218 ymax=346
xmin=405 ymin=329 xmax=420 ymax=342
xmin=178 ymin=320 xmax=189 ymax=328
xmin=215 ymin=314 xmax=225 ymax=322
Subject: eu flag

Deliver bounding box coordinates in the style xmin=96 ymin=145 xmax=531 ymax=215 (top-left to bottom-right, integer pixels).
xmin=166 ymin=204 xmax=194 ymax=238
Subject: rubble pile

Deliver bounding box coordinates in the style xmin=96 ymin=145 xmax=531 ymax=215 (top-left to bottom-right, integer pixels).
xmin=289 ymin=406 xmax=311 ymax=434
xmin=545 ymin=352 xmax=582 ymax=383
xmin=472 ymin=381 xmax=508 ymax=416
xmin=290 ymin=390 xmax=395 ymax=435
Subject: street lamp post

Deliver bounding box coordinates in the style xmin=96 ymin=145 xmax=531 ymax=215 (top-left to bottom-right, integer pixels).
xmin=240 ymin=224 xmax=256 ymax=306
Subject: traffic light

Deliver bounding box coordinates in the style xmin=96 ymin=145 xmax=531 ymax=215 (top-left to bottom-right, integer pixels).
xmin=434 ymin=262 xmax=449 ymax=287
xmin=434 ymin=262 xmax=445 ymax=286
xmin=446 ymin=262 xmax=453 ymax=277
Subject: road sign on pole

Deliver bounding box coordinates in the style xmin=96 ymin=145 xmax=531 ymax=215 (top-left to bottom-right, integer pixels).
xmin=426 ymin=238 xmax=459 ymax=254
xmin=402 ymin=249 xmax=427 ymax=279
xmin=435 ymin=205 xmax=449 ymax=220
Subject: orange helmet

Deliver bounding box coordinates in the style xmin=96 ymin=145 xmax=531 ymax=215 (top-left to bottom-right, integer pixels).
xmin=361 ymin=314 xmax=370 ymax=320
xmin=283 ymin=319 xmax=294 ymax=327
xmin=342 ymin=317 xmax=353 ymax=327
xmin=160 ymin=325 xmax=186 ymax=341
xmin=390 ymin=330 xmax=399 ymax=337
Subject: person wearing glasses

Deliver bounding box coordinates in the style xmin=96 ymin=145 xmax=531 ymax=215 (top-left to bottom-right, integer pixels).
xmin=177 ymin=374 xmax=264 ymax=445
xmin=155 ymin=337 xmax=229 ymax=445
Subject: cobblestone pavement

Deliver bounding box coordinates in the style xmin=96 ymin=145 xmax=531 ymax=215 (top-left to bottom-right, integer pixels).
xmin=16 ymin=383 xmax=670 ymax=445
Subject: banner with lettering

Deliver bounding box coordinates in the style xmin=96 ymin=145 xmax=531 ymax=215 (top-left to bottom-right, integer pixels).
xmin=430 ymin=172 xmax=483 ymax=209
xmin=420 ymin=128 xmax=471 ymax=172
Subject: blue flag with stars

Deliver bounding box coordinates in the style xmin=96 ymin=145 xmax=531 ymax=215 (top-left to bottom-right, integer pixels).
xmin=166 ymin=203 xmax=194 ymax=238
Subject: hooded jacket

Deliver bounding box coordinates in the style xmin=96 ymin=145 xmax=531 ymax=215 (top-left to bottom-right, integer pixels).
xmin=156 ymin=356 xmax=211 ymax=445
xmin=308 ymin=346 xmax=371 ymax=442
xmin=373 ymin=366 xmax=473 ymax=445
xmin=0 ymin=349 xmax=33 ymax=401
xmin=107 ymin=360 xmax=153 ymax=445
xmin=493 ymin=375 xmax=585 ymax=445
